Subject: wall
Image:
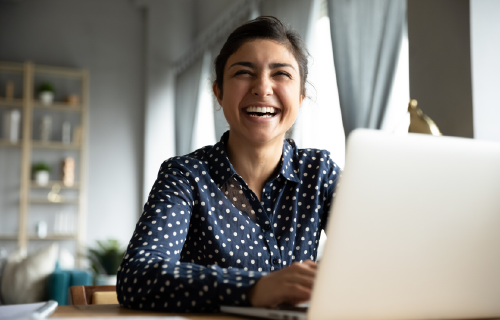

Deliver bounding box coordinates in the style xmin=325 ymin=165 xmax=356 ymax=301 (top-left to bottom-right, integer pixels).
xmin=0 ymin=0 xmax=144 ymax=251
xmin=194 ymin=0 xmax=235 ymax=36
xmin=407 ymin=0 xmax=474 ymax=138
xmin=470 ymin=0 xmax=500 ymax=142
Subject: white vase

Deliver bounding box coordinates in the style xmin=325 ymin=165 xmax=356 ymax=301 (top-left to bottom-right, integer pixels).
xmin=40 ymin=115 xmax=52 ymax=142
xmin=35 ymin=170 xmax=50 ymax=186
xmin=39 ymin=91 xmax=54 ymax=105
xmin=95 ymin=274 xmax=117 ymax=286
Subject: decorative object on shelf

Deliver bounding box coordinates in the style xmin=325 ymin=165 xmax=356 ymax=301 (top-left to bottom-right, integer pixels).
xmin=47 ymin=183 xmax=63 ymax=203
xmin=408 ymin=99 xmax=442 ymax=136
xmin=86 ymin=239 xmax=124 ymax=286
xmin=65 ymin=94 xmax=79 ymax=106
xmin=6 ymin=81 xmax=15 ymax=100
xmin=62 ymin=121 xmax=71 ymax=144
xmin=54 ymin=211 xmax=75 ymax=234
xmin=2 ymin=109 xmax=21 ymax=142
xmin=32 ymin=162 xmax=50 ymax=186
xmin=37 ymin=221 xmax=48 ymax=239
xmin=40 ymin=115 xmax=52 ymax=142
xmin=73 ymin=125 xmax=82 ymax=145
xmin=62 ymin=157 xmax=75 ymax=187
xmin=37 ymin=82 xmax=55 ymax=105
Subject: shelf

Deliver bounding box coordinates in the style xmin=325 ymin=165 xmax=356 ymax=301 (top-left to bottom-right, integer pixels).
xmin=30 ymin=181 xmax=80 ymax=189
xmin=0 ymin=61 xmax=24 ymax=72
xmin=31 ymin=140 xmax=80 ymax=150
xmin=0 ymin=234 xmax=77 ymax=240
xmin=29 ymin=234 xmax=77 ymax=240
xmin=0 ymin=139 xmax=21 ymax=148
xmin=33 ymin=102 xmax=82 ymax=112
xmin=0 ymin=99 xmax=23 ymax=108
xmin=29 ymin=198 xmax=79 ymax=205
xmin=0 ymin=235 xmax=19 ymax=240
xmin=34 ymin=64 xmax=84 ymax=78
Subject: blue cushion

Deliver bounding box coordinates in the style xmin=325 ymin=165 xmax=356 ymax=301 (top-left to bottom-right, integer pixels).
xmin=47 ymin=269 xmax=93 ymax=305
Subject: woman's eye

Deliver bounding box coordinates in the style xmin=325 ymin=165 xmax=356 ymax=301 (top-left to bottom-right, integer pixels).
xmin=274 ymin=71 xmax=292 ymax=78
xmin=235 ymin=70 xmax=252 ymax=76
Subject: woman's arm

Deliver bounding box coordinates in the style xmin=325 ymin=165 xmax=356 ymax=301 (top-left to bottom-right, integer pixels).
xmin=320 ymin=152 xmax=341 ymax=234
xmin=116 ymin=158 xmax=267 ymax=312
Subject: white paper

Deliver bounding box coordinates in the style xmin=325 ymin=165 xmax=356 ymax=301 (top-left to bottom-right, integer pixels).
xmin=53 ymin=318 xmax=189 ymax=320
xmin=0 ymin=301 xmax=51 ymax=320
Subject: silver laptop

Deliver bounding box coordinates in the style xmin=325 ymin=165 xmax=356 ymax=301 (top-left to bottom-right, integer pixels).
xmin=222 ymin=129 xmax=500 ymax=320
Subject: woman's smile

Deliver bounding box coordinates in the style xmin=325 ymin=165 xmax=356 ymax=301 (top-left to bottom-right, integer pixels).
xmin=244 ymin=105 xmax=280 ymax=118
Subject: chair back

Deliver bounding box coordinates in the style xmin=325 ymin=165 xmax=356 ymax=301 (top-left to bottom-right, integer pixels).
xmin=70 ymin=285 xmax=117 ymax=305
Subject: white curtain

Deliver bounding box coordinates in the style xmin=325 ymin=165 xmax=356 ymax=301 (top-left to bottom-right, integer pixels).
xmin=175 ymin=58 xmax=204 ymax=156
xmin=327 ymin=0 xmax=407 ymax=138
xmin=191 ymin=51 xmax=217 ymax=150
xmin=292 ymin=2 xmax=346 ymax=169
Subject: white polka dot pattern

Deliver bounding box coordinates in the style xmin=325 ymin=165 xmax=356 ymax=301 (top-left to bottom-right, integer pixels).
xmin=117 ymin=131 xmax=340 ymax=312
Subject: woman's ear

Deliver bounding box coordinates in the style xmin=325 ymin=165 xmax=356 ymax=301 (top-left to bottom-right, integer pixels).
xmin=212 ymin=82 xmax=223 ymax=106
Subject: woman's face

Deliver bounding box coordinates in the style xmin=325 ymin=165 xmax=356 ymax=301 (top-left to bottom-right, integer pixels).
xmin=214 ymin=39 xmax=305 ymax=146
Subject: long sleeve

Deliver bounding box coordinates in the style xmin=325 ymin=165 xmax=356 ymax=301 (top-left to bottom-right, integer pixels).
xmin=320 ymin=152 xmax=341 ymax=233
xmin=116 ymin=158 xmax=267 ymax=312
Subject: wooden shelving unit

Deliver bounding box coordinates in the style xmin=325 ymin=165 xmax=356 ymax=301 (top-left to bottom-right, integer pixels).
xmin=0 ymin=61 xmax=88 ymax=266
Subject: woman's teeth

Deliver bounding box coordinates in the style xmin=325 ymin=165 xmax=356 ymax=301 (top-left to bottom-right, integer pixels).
xmin=245 ymin=106 xmax=277 ymax=118
xmin=249 ymin=113 xmax=274 ymax=118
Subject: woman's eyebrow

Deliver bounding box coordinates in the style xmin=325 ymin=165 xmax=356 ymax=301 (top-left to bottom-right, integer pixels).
xmin=228 ymin=61 xmax=296 ymax=71
xmin=228 ymin=61 xmax=255 ymax=69
xmin=269 ymin=62 xmax=295 ymax=70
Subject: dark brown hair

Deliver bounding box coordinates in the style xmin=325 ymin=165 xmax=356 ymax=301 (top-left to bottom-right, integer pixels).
xmin=214 ymin=16 xmax=309 ymax=97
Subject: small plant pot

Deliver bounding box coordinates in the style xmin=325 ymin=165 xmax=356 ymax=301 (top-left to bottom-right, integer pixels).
xmin=35 ymin=170 xmax=50 ymax=186
xmin=95 ymin=274 xmax=117 ymax=286
xmin=39 ymin=91 xmax=54 ymax=105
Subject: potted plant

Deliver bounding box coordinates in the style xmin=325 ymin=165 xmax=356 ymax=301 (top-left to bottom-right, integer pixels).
xmin=37 ymin=82 xmax=55 ymax=105
xmin=32 ymin=162 xmax=51 ymax=186
xmin=87 ymin=239 xmax=124 ymax=285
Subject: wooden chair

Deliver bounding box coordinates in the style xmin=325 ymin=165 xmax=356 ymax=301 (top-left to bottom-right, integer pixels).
xmin=70 ymin=285 xmax=118 ymax=305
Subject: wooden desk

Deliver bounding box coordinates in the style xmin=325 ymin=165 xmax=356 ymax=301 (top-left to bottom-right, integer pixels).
xmin=50 ymin=304 xmax=248 ymax=320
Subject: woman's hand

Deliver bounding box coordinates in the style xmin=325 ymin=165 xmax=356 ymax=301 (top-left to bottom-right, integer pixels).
xmin=248 ymin=260 xmax=317 ymax=307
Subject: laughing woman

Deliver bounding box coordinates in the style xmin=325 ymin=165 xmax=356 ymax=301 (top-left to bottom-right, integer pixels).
xmin=117 ymin=16 xmax=340 ymax=312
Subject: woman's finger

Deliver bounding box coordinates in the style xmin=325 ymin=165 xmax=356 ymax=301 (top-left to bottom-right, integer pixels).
xmin=289 ymin=262 xmax=317 ymax=277
xmin=284 ymin=273 xmax=315 ymax=289
xmin=281 ymin=283 xmax=312 ymax=304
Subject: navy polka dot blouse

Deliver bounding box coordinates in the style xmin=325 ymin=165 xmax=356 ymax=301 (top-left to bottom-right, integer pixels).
xmin=117 ymin=131 xmax=340 ymax=312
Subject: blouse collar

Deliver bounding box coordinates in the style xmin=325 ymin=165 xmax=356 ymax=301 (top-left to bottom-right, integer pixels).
xmin=206 ymin=131 xmax=301 ymax=188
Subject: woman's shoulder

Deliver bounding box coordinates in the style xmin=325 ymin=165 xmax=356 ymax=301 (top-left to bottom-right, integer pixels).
xmin=159 ymin=145 xmax=213 ymax=176
xmin=285 ymin=138 xmax=339 ymax=170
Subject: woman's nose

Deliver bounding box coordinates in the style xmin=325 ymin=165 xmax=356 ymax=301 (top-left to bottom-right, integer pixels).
xmin=251 ymin=75 xmax=273 ymax=97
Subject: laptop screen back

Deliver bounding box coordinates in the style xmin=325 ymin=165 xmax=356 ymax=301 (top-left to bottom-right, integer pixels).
xmin=310 ymin=130 xmax=500 ymax=320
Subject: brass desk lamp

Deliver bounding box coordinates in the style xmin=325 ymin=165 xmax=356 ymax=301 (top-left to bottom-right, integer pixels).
xmin=408 ymin=99 xmax=442 ymax=136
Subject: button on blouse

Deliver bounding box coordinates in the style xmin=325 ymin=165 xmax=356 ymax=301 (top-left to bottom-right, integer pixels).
xmin=117 ymin=131 xmax=340 ymax=313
